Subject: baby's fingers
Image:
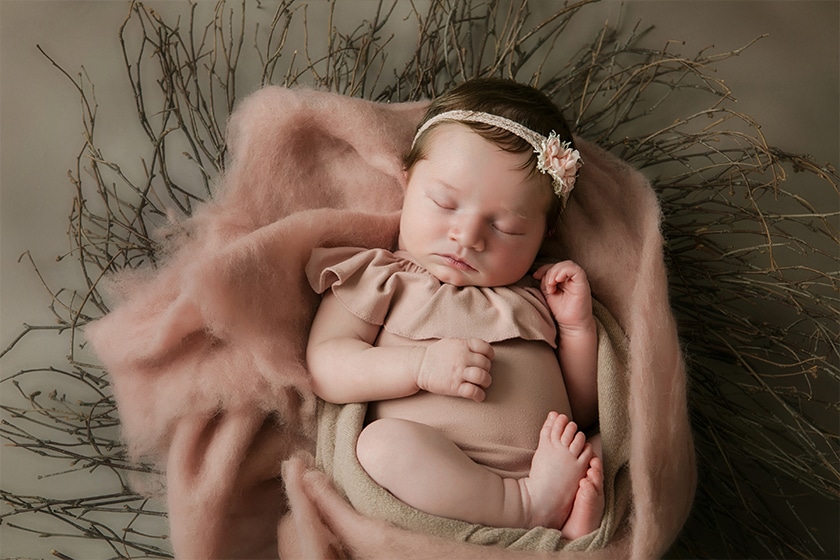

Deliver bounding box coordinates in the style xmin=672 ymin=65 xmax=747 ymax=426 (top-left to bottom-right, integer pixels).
xmin=537 ymin=261 xmax=588 ymax=294
xmin=532 ymin=263 xmax=553 ymax=280
xmin=457 ymin=382 xmax=487 ymax=402
xmin=539 ymin=270 xmax=565 ymax=295
xmin=464 ymin=365 xmax=492 ymax=389
xmin=467 ymin=338 xmax=495 ymax=361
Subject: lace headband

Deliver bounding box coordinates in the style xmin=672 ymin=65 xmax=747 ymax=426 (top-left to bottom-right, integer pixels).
xmin=412 ymin=110 xmax=582 ymax=200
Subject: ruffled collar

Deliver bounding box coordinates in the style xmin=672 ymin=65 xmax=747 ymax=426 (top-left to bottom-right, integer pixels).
xmin=307 ymin=247 xmax=558 ymax=347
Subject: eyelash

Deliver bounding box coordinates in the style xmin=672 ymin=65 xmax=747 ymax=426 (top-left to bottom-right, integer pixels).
xmin=430 ymin=195 xmax=522 ymax=235
xmin=493 ymin=224 xmax=523 ymax=236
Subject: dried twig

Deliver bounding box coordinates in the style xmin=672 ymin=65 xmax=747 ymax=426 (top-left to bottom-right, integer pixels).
xmin=3 ymin=1 xmax=837 ymax=558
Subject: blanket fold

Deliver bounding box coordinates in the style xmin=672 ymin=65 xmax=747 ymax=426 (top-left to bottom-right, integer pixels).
xmin=85 ymin=86 xmax=695 ymax=559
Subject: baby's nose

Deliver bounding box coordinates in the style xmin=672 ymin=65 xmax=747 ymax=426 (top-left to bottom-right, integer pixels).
xmin=450 ymin=215 xmax=486 ymax=251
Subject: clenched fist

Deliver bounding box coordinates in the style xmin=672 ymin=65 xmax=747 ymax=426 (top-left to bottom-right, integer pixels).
xmin=416 ymin=338 xmax=494 ymax=402
xmin=533 ymin=260 xmax=593 ymax=330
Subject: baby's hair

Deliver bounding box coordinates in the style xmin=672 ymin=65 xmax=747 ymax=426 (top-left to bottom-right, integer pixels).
xmin=405 ymin=78 xmax=577 ymax=233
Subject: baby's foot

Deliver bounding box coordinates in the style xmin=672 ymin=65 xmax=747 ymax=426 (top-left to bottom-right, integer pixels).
xmin=520 ymin=412 xmax=593 ymax=529
xmin=560 ymin=456 xmax=605 ymax=540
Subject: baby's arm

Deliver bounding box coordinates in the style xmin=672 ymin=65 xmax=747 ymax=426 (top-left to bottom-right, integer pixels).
xmin=533 ymin=261 xmax=598 ymax=429
xmin=307 ymin=291 xmax=494 ymax=404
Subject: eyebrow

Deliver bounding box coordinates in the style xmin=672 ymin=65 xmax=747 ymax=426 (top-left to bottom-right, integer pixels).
xmin=502 ymin=206 xmax=530 ymax=221
xmin=431 ymin=179 xmax=460 ymax=193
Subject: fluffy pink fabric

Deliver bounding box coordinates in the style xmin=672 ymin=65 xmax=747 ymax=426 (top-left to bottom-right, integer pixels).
xmin=86 ymin=86 xmax=695 ymax=559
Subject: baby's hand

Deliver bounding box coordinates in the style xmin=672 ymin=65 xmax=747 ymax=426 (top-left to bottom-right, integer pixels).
xmin=416 ymin=338 xmax=494 ymax=402
xmin=533 ymin=261 xmax=593 ymax=329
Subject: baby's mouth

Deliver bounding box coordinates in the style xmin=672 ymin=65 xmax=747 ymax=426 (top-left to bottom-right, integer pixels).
xmin=441 ymin=254 xmax=476 ymax=272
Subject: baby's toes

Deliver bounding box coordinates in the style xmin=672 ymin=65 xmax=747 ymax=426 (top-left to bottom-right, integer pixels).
xmin=557 ymin=417 xmax=579 ymax=447
xmin=568 ymin=432 xmax=588 ymax=458
xmin=587 ymin=457 xmax=604 ymax=485
xmin=578 ymin=476 xmax=597 ymax=497
xmin=540 ymin=411 xmax=561 ymax=441
xmin=547 ymin=413 xmax=571 ymax=443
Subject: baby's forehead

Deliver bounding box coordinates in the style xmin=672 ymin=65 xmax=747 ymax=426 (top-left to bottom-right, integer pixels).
xmin=423 ymin=123 xmax=530 ymax=162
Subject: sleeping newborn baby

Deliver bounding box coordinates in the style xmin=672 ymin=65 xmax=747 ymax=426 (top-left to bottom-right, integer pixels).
xmin=307 ymin=78 xmax=604 ymax=538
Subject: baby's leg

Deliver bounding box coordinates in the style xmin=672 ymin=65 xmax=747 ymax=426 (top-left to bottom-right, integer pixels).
xmin=356 ymin=414 xmax=592 ymax=530
xmin=357 ymin=417 xmax=529 ymax=528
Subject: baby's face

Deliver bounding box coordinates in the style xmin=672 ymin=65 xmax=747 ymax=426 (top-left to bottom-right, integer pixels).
xmin=399 ymin=123 xmax=551 ymax=287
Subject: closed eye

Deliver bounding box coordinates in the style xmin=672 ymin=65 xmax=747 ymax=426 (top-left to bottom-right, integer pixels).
xmin=429 ymin=194 xmax=456 ymax=210
xmin=492 ymin=219 xmax=527 ymax=236
xmin=493 ymin=224 xmax=525 ymax=236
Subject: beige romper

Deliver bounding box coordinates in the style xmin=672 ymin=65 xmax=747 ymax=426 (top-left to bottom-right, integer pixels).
xmin=307 ymin=247 xmax=572 ymax=479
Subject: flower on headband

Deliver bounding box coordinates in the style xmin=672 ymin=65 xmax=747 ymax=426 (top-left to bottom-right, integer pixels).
xmin=536 ymin=131 xmax=582 ymax=199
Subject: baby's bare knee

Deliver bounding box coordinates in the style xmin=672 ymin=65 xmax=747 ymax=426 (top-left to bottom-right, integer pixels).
xmin=357 ymin=418 xmax=411 ymax=482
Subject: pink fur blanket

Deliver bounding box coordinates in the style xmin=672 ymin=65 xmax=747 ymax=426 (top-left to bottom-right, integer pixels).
xmin=86 ymin=86 xmax=695 ymax=559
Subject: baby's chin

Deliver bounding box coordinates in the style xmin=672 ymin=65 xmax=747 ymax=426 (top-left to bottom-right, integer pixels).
xmin=429 ymin=269 xmax=469 ymax=286
xmin=429 ymin=266 xmax=505 ymax=288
